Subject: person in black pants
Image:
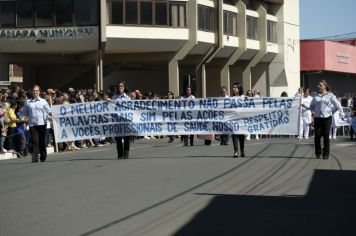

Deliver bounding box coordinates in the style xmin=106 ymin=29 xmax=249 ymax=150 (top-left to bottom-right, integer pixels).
xmin=181 ymin=86 xmax=196 ymax=146
xmin=113 ymin=81 xmax=131 ymax=159
xmin=231 ymin=83 xmax=245 ymax=158
xmin=304 ymin=80 xmax=343 ymax=159
xmin=23 ymin=85 xmax=51 ymax=163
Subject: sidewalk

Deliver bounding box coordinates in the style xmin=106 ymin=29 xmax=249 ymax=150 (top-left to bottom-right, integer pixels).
xmin=0 ymin=147 xmax=55 ymax=161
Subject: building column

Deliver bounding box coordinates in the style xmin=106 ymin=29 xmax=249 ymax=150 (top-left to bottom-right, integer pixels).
xmin=96 ymin=52 xmax=103 ymax=91
xmin=242 ymin=5 xmax=267 ymax=93
xmin=220 ymin=1 xmax=247 ymax=90
xmin=201 ymin=64 xmax=207 ymax=98
xmin=168 ymin=0 xmax=198 ymax=97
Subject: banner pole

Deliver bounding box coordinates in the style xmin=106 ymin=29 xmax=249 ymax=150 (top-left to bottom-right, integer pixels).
xmin=49 ymin=96 xmax=59 ymax=153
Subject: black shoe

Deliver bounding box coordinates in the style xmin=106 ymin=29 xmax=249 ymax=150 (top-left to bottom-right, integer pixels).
xmin=233 ymin=153 xmax=239 ymax=158
xmin=118 ymin=156 xmax=123 ymax=159
xmin=316 ymin=154 xmax=321 ymax=159
xmin=183 ymin=143 xmax=188 ymax=146
xmin=190 ymin=143 xmax=194 ymax=146
xmin=40 ymin=159 xmax=46 ymax=162
xmin=32 ymin=159 xmax=39 ymax=163
xmin=123 ymin=154 xmax=129 ymax=159
xmin=322 ymin=154 xmax=329 ymax=159
xmin=241 ymin=152 xmax=245 ymax=157
xmin=168 ymin=139 xmax=174 ymax=143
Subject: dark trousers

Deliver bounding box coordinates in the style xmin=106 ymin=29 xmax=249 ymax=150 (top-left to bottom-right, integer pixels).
xmin=30 ymin=125 xmax=47 ymax=162
xmin=6 ymin=127 xmax=16 ymax=150
xmin=182 ymin=135 xmax=194 ymax=146
xmin=232 ymin=134 xmax=245 ymax=154
xmin=115 ymin=136 xmax=131 ymax=158
xmin=314 ymin=117 xmax=332 ymax=156
xmin=220 ymin=134 xmax=229 ymax=145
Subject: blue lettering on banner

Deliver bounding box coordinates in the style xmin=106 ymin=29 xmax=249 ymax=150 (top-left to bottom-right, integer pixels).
xmin=70 ymin=102 xmax=109 ymax=115
xmin=196 ymin=111 xmax=224 ymax=121
xmin=212 ymin=121 xmax=239 ymax=132
xmin=167 ymin=122 xmax=178 ymax=132
xmin=223 ymin=98 xmax=255 ymax=108
xmin=262 ymin=98 xmax=292 ymax=109
xmin=183 ymin=122 xmax=209 ymax=132
xmin=140 ymin=112 xmax=156 ymax=122
xmin=72 ymin=126 xmax=101 ymax=137
xmin=60 ymin=106 xmax=67 ymax=116
xmin=162 ymin=111 xmax=192 ymax=121
xmin=61 ymin=129 xmax=67 ymax=139
xmin=199 ymin=99 xmax=218 ymax=109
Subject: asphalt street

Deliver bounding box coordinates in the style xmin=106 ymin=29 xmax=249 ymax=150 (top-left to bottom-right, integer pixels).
xmin=1 ymin=137 xmax=356 ymax=236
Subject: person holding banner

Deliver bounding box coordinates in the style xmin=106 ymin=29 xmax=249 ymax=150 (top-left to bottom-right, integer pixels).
xmin=231 ymin=83 xmax=245 ymax=158
xmin=181 ymin=86 xmax=195 ymax=146
xmin=304 ymin=80 xmax=343 ymax=159
xmin=23 ymin=85 xmax=51 ymax=163
xmin=113 ymin=81 xmax=131 ymax=159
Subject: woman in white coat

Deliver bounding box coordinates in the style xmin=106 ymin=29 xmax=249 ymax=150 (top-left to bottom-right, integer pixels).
xmin=301 ymin=88 xmax=313 ymax=139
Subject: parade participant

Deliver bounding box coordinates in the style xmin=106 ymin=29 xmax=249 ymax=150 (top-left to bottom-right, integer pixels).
xmin=304 ymin=80 xmax=343 ymax=159
xmin=167 ymin=91 xmax=175 ymax=143
xmin=301 ymin=88 xmax=313 ymax=139
xmin=23 ymin=85 xmax=51 ymax=163
xmin=113 ymin=81 xmax=131 ymax=159
xmin=181 ymin=86 xmax=196 ymax=146
xmin=220 ymin=86 xmax=229 ymax=145
xmin=231 ymin=83 xmax=245 ymax=158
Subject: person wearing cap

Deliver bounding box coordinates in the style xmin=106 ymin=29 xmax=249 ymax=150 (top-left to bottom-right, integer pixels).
xmin=23 ymin=85 xmax=51 ymax=163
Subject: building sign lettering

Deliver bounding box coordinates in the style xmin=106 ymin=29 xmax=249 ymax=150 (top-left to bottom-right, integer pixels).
xmin=0 ymin=27 xmax=98 ymax=40
xmin=336 ymin=52 xmax=350 ymax=64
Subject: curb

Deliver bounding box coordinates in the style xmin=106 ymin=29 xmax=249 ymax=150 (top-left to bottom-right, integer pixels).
xmin=0 ymin=147 xmax=55 ymax=161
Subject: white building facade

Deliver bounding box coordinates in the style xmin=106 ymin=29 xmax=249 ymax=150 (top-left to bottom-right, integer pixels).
xmin=0 ymin=0 xmax=300 ymax=97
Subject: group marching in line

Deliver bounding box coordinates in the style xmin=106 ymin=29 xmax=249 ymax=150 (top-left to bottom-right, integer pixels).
xmin=0 ymin=79 xmax=355 ymax=163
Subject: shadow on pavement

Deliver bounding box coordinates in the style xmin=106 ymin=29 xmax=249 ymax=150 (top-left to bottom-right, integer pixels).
xmin=173 ymin=169 xmax=356 ymax=236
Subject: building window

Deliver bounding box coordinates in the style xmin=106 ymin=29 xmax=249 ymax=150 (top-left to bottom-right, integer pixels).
xmin=0 ymin=2 xmax=16 ymax=28
xmin=170 ymin=2 xmax=186 ymax=27
xmin=125 ymin=0 xmax=138 ymax=24
xmin=223 ymin=10 xmax=237 ymax=36
xmin=198 ymin=5 xmax=215 ymax=32
xmin=111 ymin=0 xmax=124 ymax=24
xmin=267 ymin=20 xmax=277 ymax=43
xmin=140 ymin=0 xmax=153 ymax=25
xmin=35 ymin=0 xmax=53 ymax=27
xmin=17 ymin=1 xmax=34 ymax=27
xmin=74 ymin=0 xmax=98 ymax=25
xmin=155 ymin=1 xmax=168 ymax=26
xmin=55 ymin=0 xmax=73 ymax=26
xmin=246 ymin=15 xmax=258 ymax=39
xmin=108 ymin=0 xmax=186 ymax=27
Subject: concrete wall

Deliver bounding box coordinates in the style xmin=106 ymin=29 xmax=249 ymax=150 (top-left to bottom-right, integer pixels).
xmin=23 ymin=64 xmax=95 ymax=90
xmin=251 ymin=62 xmax=268 ymax=96
xmin=269 ymin=0 xmax=300 ymax=97
xmin=104 ymin=68 xmax=169 ymax=97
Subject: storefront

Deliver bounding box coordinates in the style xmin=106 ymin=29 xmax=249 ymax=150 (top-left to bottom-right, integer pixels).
xmin=301 ymin=39 xmax=356 ymax=99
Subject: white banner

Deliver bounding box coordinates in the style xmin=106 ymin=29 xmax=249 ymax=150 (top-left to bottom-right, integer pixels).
xmin=52 ymin=97 xmax=301 ymax=142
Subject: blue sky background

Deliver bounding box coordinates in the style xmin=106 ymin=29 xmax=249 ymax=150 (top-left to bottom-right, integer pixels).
xmin=300 ymin=0 xmax=356 ymax=39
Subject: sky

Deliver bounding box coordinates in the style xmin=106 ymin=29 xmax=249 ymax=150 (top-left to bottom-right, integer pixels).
xmin=300 ymin=0 xmax=356 ymax=39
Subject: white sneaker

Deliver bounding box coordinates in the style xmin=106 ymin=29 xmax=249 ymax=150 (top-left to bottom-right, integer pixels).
xmin=144 ymin=136 xmax=150 ymax=140
xmin=333 ymin=136 xmax=336 ymax=140
xmin=246 ymin=135 xmax=251 ymax=141
xmin=256 ymin=135 xmax=259 ymax=140
xmin=304 ymin=136 xmax=309 ymax=139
